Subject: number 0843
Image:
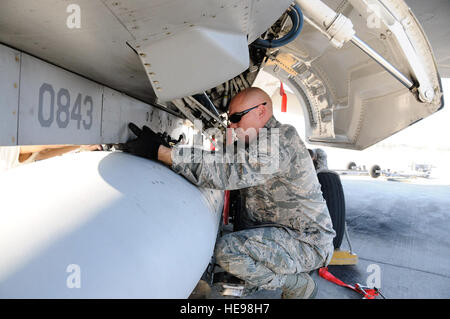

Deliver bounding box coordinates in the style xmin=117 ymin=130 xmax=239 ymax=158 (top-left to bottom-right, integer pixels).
xmin=38 ymin=83 xmax=94 ymax=130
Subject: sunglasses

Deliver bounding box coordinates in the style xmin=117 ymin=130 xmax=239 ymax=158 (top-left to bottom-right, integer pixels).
xmin=228 ymin=102 xmax=267 ymax=124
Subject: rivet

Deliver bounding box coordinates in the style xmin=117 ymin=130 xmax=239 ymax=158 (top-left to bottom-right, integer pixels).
xmin=425 ymin=88 xmax=435 ymax=100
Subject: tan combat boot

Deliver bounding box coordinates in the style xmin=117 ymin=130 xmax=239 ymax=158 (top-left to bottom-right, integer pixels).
xmin=281 ymin=273 xmax=318 ymax=299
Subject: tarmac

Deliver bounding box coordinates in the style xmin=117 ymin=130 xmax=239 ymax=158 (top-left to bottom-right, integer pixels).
xmin=204 ymin=174 xmax=450 ymax=299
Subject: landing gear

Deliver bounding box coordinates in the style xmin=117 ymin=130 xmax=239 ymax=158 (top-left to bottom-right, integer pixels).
xmin=317 ymin=170 xmax=358 ymax=265
xmin=347 ymin=162 xmax=357 ymax=170
xmin=370 ymin=165 xmax=382 ymax=179
xmin=317 ymin=170 xmax=346 ymax=249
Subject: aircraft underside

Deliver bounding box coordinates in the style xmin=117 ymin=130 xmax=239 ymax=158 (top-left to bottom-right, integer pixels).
xmin=0 ymin=0 xmax=446 ymax=150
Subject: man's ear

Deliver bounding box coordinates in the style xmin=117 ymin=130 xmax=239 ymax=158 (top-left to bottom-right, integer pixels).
xmin=258 ymin=105 xmax=266 ymax=118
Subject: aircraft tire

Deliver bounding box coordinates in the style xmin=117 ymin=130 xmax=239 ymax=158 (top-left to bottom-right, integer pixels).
xmin=317 ymin=170 xmax=346 ymax=249
xmin=347 ymin=161 xmax=357 ymax=170
xmin=370 ymin=165 xmax=381 ymax=178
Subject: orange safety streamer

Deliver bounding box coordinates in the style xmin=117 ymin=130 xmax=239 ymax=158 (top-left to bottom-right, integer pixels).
xmin=280 ymin=82 xmax=287 ymax=113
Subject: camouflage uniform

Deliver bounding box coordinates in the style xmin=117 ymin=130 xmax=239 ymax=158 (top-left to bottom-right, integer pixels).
xmin=170 ymin=116 xmax=335 ymax=290
xmin=314 ymin=148 xmax=328 ymax=171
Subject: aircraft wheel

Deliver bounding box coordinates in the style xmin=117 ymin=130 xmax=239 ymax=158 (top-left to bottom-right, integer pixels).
xmin=317 ymin=170 xmax=346 ymax=249
xmin=370 ymin=165 xmax=381 ymax=178
xmin=230 ymin=190 xmax=245 ymax=232
xmin=347 ymin=161 xmax=357 ymax=170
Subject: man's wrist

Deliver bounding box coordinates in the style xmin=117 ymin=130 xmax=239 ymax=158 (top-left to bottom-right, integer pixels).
xmin=157 ymin=145 xmax=173 ymax=166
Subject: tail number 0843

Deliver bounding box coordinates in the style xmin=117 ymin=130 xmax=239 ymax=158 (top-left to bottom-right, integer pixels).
xmin=38 ymin=83 xmax=94 ymax=130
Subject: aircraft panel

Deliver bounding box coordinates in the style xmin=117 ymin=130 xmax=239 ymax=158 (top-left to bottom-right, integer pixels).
xmin=0 ymin=43 xmax=187 ymax=147
xmin=405 ymin=0 xmax=450 ymax=77
xmin=0 ymin=45 xmax=20 ymax=146
xmin=17 ymin=53 xmax=104 ymax=145
xmin=0 ymin=0 xmax=154 ymax=103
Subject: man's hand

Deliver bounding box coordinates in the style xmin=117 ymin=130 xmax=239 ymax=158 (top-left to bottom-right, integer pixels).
xmin=79 ymin=144 xmax=103 ymax=151
xmin=158 ymin=145 xmax=173 ymax=166
xmin=121 ymin=123 xmax=169 ymax=160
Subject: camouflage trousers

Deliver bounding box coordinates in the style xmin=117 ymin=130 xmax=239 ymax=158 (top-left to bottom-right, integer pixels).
xmin=215 ymin=226 xmax=332 ymax=290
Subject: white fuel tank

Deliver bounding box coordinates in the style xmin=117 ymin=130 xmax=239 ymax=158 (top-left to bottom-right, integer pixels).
xmin=0 ymin=151 xmax=223 ymax=298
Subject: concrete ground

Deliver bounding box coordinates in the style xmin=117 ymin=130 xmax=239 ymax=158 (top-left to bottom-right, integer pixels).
xmin=205 ymin=175 xmax=450 ymax=299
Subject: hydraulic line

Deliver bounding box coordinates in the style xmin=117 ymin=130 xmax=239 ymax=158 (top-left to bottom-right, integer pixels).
xmin=252 ymin=3 xmax=304 ymax=49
